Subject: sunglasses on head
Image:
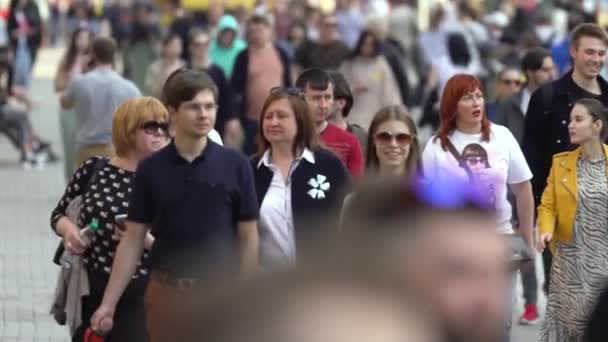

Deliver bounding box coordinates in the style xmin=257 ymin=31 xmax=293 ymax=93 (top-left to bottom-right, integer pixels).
xmin=269 ymin=86 xmax=306 ymax=99
xmin=141 ymin=121 xmax=169 ymax=136
xmin=374 ymin=132 xmax=414 ymax=145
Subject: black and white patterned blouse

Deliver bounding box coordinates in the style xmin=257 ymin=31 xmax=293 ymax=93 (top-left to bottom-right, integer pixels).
xmin=51 ymin=157 xmax=149 ymax=279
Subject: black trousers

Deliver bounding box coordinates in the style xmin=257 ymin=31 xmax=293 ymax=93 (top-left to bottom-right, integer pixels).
xmin=72 ymin=270 xmax=149 ymax=342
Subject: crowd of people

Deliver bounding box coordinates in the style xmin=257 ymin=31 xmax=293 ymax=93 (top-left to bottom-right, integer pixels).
xmin=24 ymin=0 xmax=608 ymax=342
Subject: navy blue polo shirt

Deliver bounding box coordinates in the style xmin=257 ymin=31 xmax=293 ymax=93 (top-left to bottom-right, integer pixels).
xmin=128 ymin=140 xmax=258 ymax=277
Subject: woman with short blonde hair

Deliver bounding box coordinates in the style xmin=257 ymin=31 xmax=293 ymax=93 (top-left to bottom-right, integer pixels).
xmin=51 ymin=96 xmax=169 ymax=341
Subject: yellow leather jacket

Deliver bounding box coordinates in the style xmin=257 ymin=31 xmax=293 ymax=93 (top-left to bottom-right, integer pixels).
xmin=538 ymin=145 xmax=608 ymax=253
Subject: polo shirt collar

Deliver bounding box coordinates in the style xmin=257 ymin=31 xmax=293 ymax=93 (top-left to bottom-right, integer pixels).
xmin=258 ymin=147 xmax=315 ymax=169
xmin=169 ymin=138 xmax=218 ymax=163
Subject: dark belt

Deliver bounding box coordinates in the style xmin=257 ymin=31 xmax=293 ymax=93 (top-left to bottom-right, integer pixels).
xmin=151 ymin=272 xmax=206 ymax=291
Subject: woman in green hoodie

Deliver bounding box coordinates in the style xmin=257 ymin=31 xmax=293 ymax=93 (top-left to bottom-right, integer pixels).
xmin=209 ymin=14 xmax=247 ymax=79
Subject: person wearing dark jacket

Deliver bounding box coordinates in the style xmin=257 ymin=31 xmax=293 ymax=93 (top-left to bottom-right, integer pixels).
xmin=188 ymin=29 xmax=238 ymax=139
xmin=251 ymin=87 xmax=351 ymax=269
xmin=496 ymin=47 xmax=555 ymax=326
xmin=522 ymin=24 xmax=608 ymax=207
xmin=497 ymin=48 xmax=555 ymax=144
xmin=232 ymin=13 xmax=292 ymax=156
xmin=522 ymin=24 xmax=608 ymax=295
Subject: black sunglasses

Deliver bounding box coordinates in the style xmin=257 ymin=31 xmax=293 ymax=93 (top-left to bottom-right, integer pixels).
xmin=374 ymin=132 xmax=414 ymax=145
xmin=141 ymin=121 xmax=169 ymax=136
xmin=269 ymin=86 xmax=305 ymax=99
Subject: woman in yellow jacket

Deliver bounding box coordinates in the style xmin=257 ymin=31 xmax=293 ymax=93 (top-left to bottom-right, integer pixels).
xmin=537 ymin=98 xmax=608 ymax=342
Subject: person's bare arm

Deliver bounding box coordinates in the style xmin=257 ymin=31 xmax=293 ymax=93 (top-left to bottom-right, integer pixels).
xmin=144 ymin=232 xmax=155 ymax=250
xmin=56 ymin=216 xmax=88 ymax=254
xmin=90 ymin=221 xmax=148 ymax=333
xmin=60 ymin=93 xmax=73 ymax=110
xmin=54 ymin=60 xmax=68 ymax=92
xmin=511 ymin=181 xmax=535 ymax=250
xmin=238 ymin=220 xmax=258 ymax=278
xmin=55 ymin=70 xmax=68 ymax=93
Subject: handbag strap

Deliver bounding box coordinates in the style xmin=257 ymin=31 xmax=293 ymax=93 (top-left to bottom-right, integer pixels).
xmin=85 ymin=158 xmax=109 ymax=193
xmin=52 ymin=157 xmax=108 ymax=266
xmin=445 ymin=138 xmax=474 ymax=182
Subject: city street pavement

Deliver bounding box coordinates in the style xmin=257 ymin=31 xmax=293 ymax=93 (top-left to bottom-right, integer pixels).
xmin=0 ymin=47 xmax=543 ymax=342
xmin=0 ymin=47 xmax=70 ymax=341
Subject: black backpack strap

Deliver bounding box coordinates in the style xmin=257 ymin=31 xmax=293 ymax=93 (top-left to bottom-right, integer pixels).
xmin=52 ymin=157 xmax=109 ymax=265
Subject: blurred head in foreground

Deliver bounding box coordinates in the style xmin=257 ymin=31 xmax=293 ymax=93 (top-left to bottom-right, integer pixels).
xmin=339 ymin=177 xmax=510 ymax=342
xmin=194 ymin=264 xmax=443 ymax=342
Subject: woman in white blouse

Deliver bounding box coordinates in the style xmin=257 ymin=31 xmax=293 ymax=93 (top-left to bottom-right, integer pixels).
xmin=421 ymin=73 xmax=534 ymax=342
xmin=251 ymin=87 xmax=351 ymax=270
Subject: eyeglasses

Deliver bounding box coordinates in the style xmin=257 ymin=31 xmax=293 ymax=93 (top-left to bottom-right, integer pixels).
xmin=141 ymin=121 xmax=169 ymax=136
xmin=374 ymin=132 xmax=414 ymax=145
xmin=181 ymin=102 xmax=219 ymax=112
xmin=269 ymin=86 xmax=306 ymax=99
xmin=501 ymin=79 xmax=521 ymax=86
xmin=461 ymin=93 xmax=484 ymax=102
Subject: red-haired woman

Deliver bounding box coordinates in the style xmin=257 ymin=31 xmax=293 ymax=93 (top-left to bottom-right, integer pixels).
xmin=421 ymin=73 xmax=535 ymax=342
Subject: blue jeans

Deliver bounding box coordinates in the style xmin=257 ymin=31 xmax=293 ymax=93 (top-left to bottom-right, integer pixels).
xmin=14 ymin=37 xmax=32 ymax=88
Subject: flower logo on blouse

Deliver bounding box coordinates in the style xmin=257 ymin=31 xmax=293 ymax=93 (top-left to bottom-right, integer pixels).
xmin=307 ymin=174 xmax=330 ymax=199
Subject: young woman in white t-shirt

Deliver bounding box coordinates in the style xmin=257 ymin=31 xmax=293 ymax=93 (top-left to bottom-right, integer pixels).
xmin=421 ymin=73 xmax=535 ymax=341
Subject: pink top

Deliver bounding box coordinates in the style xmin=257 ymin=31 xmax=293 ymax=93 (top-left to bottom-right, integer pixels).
xmin=246 ymin=46 xmax=284 ymax=121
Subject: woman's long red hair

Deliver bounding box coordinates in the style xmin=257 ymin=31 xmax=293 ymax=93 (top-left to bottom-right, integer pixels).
xmin=435 ymin=74 xmax=491 ymax=150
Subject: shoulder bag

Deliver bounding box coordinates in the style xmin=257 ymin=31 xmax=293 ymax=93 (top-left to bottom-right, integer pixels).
xmin=444 ymin=138 xmax=532 ymax=269
xmin=52 ymin=158 xmax=108 ymax=265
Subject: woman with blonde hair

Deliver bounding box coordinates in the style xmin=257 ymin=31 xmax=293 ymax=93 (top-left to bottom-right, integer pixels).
xmin=365 ymin=105 xmax=421 ymax=180
xmin=50 ymin=97 xmax=169 ymax=341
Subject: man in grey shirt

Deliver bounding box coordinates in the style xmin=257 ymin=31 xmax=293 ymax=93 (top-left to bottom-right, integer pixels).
xmin=61 ymin=37 xmax=140 ymax=168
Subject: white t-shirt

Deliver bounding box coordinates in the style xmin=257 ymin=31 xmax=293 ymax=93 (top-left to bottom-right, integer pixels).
xmin=421 ymin=124 xmax=532 ymax=233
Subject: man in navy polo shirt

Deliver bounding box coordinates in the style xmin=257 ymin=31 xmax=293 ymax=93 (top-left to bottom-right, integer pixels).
xmin=90 ymin=69 xmax=259 ymax=341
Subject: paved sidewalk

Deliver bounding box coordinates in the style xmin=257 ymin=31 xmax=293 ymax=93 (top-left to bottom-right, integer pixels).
xmin=0 ymin=47 xmax=69 ymax=341
xmin=0 ymin=47 xmax=544 ymax=342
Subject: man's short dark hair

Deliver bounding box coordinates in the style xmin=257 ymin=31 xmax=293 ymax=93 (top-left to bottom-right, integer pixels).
xmin=161 ymin=68 xmax=218 ymax=110
xmin=570 ymin=23 xmax=608 ymax=48
xmin=91 ymin=37 xmax=116 ymax=64
xmin=327 ymin=70 xmax=353 ymax=116
xmin=162 ymin=32 xmax=181 ymax=46
xmin=521 ymin=47 xmax=551 ymax=72
xmin=295 ymin=68 xmax=333 ymax=91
